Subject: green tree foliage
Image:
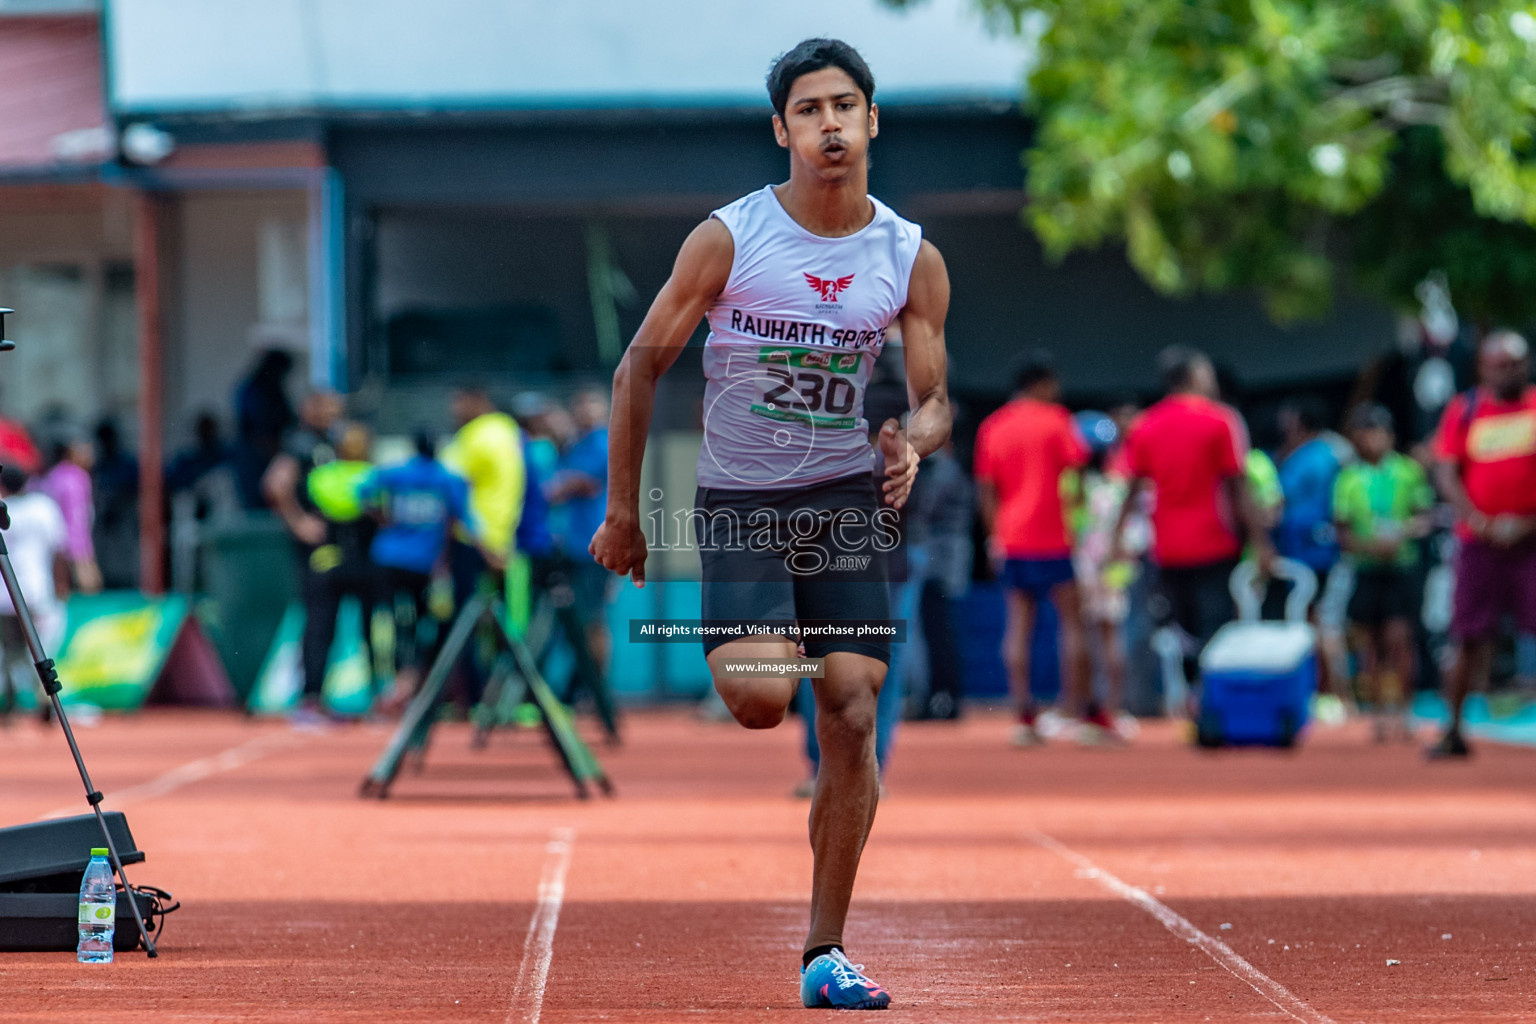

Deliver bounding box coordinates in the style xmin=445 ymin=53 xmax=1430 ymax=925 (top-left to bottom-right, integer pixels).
xmin=1352 ymin=127 xmax=1536 ymax=327
xmin=889 ymin=0 xmax=1536 ymax=322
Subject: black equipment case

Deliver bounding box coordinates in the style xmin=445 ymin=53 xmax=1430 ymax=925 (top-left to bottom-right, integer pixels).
xmin=0 ymin=812 xmax=156 ymax=952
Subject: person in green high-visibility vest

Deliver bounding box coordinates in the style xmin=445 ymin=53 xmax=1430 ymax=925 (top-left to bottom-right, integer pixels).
xmin=300 ymin=421 xmax=380 ymax=717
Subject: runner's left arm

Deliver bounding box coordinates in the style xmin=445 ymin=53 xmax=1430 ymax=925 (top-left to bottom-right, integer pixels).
xmin=885 ymin=240 xmax=952 ymax=507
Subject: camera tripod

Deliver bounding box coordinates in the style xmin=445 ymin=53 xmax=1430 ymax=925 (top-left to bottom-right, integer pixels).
xmin=0 ymin=308 xmax=156 ymax=957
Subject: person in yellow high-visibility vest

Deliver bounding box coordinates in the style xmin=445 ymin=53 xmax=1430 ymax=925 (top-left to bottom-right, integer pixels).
xmin=440 ymin=385 xmax=524 ymax=707
xmin=299 ymin=421 xmax=381 ymax=720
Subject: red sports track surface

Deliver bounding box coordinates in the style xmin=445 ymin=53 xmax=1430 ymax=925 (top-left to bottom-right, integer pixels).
xmin=0 ymin=708 xmax=1532 ymax=1022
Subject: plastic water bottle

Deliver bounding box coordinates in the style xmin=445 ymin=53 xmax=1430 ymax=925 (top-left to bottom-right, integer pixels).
xmin=76 ymin=848 xmax=115 ymax=963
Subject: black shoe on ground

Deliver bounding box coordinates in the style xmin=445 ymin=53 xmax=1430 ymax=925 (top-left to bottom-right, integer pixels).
xmin=1425 ymin=730 xmax=1471 ymax=760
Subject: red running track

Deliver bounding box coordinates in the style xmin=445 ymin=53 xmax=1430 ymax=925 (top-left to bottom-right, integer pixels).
xmin=0 ymin=707 xmax=1532 ymax=1022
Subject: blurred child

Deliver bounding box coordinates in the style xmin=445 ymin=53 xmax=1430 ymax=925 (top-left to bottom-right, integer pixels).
xmin=1070 ymin=411 xmax=1140 ymax=741
xmin=0 ymin=466 xmax=67 ymax=719
xmin=1332 ymin=405 xmax=1435 ymax=741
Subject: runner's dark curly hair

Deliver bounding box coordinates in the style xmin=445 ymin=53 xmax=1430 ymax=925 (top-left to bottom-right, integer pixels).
xmin=767 ymin=39 xmax=875 ymax=117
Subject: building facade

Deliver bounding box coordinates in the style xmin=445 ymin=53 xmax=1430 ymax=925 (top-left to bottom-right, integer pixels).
xmin=0 ymin=1 xmax=1399 ymax=598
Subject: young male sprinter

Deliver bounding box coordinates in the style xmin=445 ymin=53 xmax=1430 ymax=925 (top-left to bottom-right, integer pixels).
xmin=1428 ymin=331 xmax=1536 ymax=759
xmin=590 ymin=39 xmax=950 ymax=1010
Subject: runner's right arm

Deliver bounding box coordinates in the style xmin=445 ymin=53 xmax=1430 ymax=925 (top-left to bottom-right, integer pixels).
xmin=591 ymin=219 xmax=734 ymax=586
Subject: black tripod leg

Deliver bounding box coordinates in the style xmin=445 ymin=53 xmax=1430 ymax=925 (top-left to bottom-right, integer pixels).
xmin=471 ymin=653 xmax=517 ymax=750
xmin=557 ymin=602 xmax=621 ymax=745
xmin=0 ymin=537 xmax=157 ymax=957
xmin=360 ymin=594 xmax=486 ymax=797
xmin=495 ymin=612 xmax=602 ymax=799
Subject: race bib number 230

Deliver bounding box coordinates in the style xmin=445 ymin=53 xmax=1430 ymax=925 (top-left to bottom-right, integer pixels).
xmin=750 ymin=347 xmax=863 ymax=429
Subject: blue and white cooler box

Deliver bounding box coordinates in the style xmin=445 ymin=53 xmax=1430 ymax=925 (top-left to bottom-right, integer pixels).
xmin=1196 ymin=560 xmax=1319 ymax=748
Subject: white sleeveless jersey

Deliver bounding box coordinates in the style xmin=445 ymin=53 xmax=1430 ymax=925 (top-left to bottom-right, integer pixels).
xmin=697 ymin=185 xmax=923 ymax=490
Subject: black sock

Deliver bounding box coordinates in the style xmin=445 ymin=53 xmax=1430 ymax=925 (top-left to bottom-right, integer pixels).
xmin=803 ymin=943 xmax=842 ymax=968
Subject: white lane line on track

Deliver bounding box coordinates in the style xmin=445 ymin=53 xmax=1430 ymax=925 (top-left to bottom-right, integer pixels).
xmin=39 ymin=730 xmax=307 ymax=820
xmin=1028 ymin=829 xmax=1336 ymax=1024
xmin=508 ymin=826 xmax=576 ymax=1024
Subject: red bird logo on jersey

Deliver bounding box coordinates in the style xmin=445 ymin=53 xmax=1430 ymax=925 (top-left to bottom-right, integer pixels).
xmin=805 ymin=272 xmax=855 ymax=303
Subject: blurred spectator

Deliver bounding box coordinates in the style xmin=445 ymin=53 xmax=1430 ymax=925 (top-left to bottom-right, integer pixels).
xmin=516 ymin=437 xmax=556 ymax=564
xmin=441 ymin=385 xmax=524 ymax=708
xmin=92 ymin=417 xmax=139 ymax=590
xmin=0 ymin=390 xmax=40 ymax=476
xmin=1428 ymin=331 xmax=1536 ymax=759
xmin=262 ymin=391 xmax=344 ymax=718
xmin=1246 ymin=449 xmax=1283 ymax=535
xmin=0 ymin=466 xmax=66 ymax=716
xmin=361 ymin=430 xmax=468 ymax=712
xmin=1105 ymin=397 xmax=1140 ymax=474
xmin=548 ymin=387 xmax=613 ymax=668
xmin=166 ymin=412 xmax=240 ymax=593
xmin=538 ymin=402 xmax=577 ymax=546
xmin=263 ymin=393 xmax=343 ymax=547
xmin=37 ymin=427 xmax=101 ymax=594
xmin=1104 ymin=396 xmax=1163 ymax=715
xmin=234 ymin=349 xmax=297 ymax=508
xmin=1274 ymin=395 xmax=1350 ymax=713
xmin=297 ymin=422 xmax=380 ymax=722
xmin=975 ymin=350 xmax=1093 ymax=745
xmin=906 ymin=437 xmax=973 ymax=720
xmin=510 ymin=391 xmax=561 ymax=559
xmin=1114 ymin=347 xmax=1273 ymax=696
xmin=1333 ymin=404 xmax=1434 ymax=742
xmin=1071 ymin=411 xmax=1138 ymax=736
xmin=1275 ymin=396 xmax=1343 ymax=575
xmin=166 ymin=412 xmax=239 ymax=516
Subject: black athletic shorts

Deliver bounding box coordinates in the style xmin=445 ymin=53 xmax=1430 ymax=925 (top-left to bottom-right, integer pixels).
xmin=694 ymin=472 xmax=894 ymax=663
xmin=1347 ymin=566 xmax=1420 ymax=628
xmin=1153 ymin=557 xmax=1239 ymax=649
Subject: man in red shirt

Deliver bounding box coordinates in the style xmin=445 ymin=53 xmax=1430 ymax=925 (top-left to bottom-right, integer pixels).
xmin=0 ymin=411 xmax=40 ymax=475
xmin=976 ymin=351 xmax=1093 ymax=745
xmin=1428 ymin=331 xmax=1536 ymax=759
xmin=1112 ymin=347 xmax=1272 ymax=692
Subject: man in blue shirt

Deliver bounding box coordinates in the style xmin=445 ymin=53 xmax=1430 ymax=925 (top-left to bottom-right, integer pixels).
xmin=1276 ymin=396 xmax=1344 ymax=577
xmin=548 ymin=387 xmax=613 ymax=668
xmin=1274 ymin=396 xmax=1350 ymax=711
xmin=362 ymin=431 xmax=471 ymax=708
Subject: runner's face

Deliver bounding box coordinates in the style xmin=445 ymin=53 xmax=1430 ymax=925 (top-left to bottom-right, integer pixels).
xmin=773 ymin=67 xmax=876 ymax=179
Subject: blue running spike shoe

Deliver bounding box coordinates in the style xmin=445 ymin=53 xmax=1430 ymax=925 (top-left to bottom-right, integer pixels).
xmin=800 ymin=949 xmax=891 ymax=1009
